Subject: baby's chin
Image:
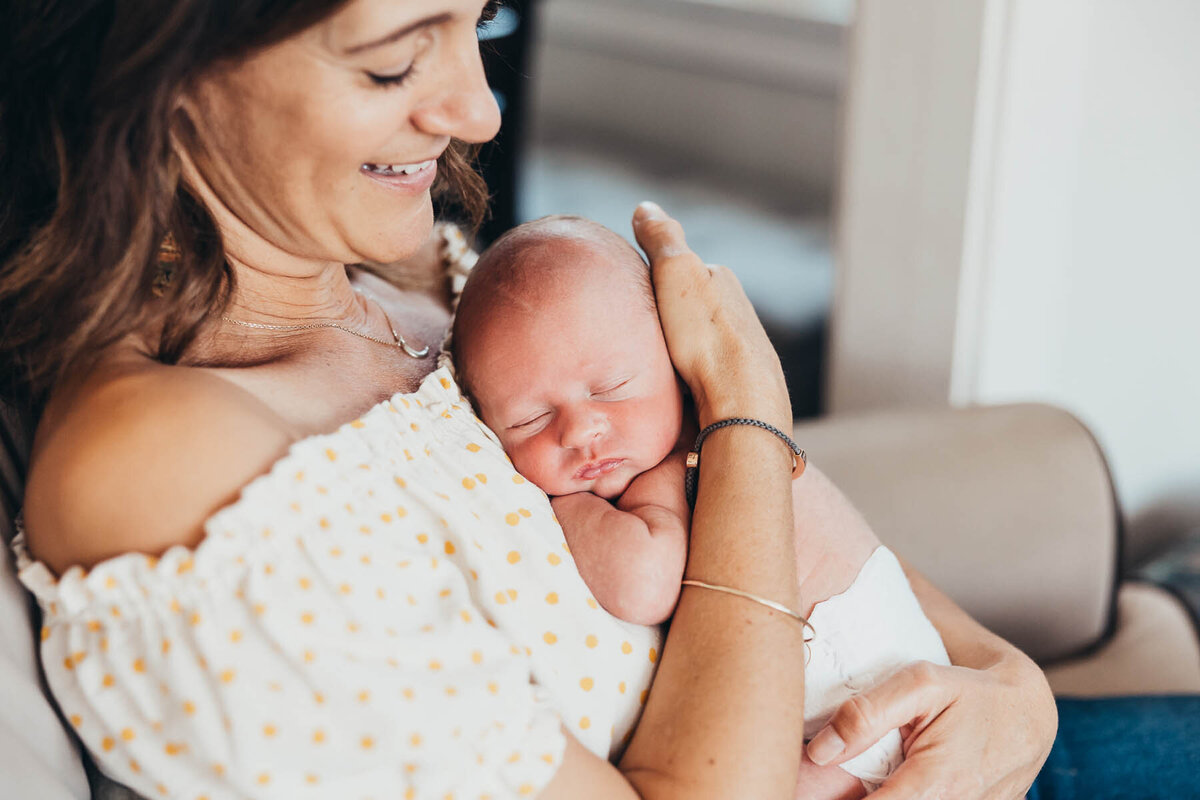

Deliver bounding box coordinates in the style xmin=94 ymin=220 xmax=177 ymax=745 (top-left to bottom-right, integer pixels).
xmin=584 ymin=466 xmax=639 ymax=500
xmin=590 ymin=474 xmax=635 ymax=500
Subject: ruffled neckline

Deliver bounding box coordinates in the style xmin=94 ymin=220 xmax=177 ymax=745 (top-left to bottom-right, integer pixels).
xmin=13 ymin=365 xmax=474 ymax=610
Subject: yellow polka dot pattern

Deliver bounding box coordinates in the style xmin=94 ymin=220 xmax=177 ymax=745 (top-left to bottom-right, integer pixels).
xmin=16 ymin=365 xmax=661 ymax=797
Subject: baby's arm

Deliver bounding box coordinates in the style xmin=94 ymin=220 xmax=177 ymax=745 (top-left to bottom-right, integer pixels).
xmin=550 ymin=452 xmax=690 ymax=625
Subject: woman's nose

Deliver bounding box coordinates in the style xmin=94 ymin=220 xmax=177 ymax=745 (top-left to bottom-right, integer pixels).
xmin=410 ymin=29 xmax=502 ymax=144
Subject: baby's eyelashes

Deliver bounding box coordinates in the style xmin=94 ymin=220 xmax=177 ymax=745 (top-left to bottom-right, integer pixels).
xmin=508 ymin=411 xmax=550 ymax=432
xmin=590 ymin=378 xmax=632 ymax=398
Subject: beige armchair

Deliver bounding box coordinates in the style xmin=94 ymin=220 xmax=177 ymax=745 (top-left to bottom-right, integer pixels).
xmin=795 ymin=402 xmax=1200 ymax=696
xmin=2 ymin=400 xmax=1197 ymax=797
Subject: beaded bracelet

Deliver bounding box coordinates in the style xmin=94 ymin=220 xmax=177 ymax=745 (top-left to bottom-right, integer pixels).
xmin=684 ymin=418 xmax=807 ymax=508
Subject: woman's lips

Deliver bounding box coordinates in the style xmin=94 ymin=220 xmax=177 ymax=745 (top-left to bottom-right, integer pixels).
xmin=360 ymin=159 xmax=438 ymax=193
xmin=575 ymin=458 xmax=625 ymax=481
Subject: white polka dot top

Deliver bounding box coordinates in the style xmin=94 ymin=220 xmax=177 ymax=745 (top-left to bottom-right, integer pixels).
xmin=14 ymin=366 xmax=662 ymax=800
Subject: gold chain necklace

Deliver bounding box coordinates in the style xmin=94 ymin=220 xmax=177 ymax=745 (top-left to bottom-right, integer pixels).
xmin=220 ymin=287 xmax=430 ymax=359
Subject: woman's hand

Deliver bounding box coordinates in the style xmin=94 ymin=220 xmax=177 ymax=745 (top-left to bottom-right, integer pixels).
xmin=632 ymin=202 xmax=790 ymax=430
xmin=806 ymin=566 xmax=1058 ymax=800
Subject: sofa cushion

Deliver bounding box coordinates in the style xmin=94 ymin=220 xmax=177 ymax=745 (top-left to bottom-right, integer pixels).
xmin=1044 ymin=582 xmax=1200 ymax=696
xmin=0 ymin=398 xmax=89 ymax=798
xmin=795 ymin=403 xmax=1120 ymax=664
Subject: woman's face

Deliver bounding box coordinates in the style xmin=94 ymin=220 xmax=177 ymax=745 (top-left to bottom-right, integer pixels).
xmin=179 ymin=0 xmax=501 ymax=269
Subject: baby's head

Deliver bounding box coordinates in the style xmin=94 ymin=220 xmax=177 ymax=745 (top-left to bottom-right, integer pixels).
xmin=453 ymin=215 xmax=683 ymax=499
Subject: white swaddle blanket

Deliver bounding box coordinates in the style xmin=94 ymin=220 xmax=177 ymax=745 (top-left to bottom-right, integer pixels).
xmin=804 ymin=546 xmax=951 ymax=791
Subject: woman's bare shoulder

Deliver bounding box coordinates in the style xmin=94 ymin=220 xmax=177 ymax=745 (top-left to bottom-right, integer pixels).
xmin=23 ymin=357 xmax=296 ymax=575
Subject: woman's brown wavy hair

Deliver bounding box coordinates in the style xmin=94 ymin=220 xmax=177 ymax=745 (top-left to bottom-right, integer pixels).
xmin=0 ymin=0 xmax=494 ymax=406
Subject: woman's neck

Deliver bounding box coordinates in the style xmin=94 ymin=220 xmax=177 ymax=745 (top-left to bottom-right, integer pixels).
xmin=223 ymin=253 xmax=367 ymax=327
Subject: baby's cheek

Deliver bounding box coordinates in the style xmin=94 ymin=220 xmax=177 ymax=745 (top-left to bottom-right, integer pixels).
xmin=505 ymin=439 xmax=563 ymax=495
xmin=630 ymin=403 xmax=680 ymax=465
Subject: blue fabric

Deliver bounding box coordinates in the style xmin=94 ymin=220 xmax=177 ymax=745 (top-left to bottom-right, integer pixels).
xmin=1028 ymin=695 xmax=1200 ymax=800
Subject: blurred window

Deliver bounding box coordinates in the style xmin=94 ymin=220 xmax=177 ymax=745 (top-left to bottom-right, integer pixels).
xmin=655 ymin=0 xmax=853 ymax=25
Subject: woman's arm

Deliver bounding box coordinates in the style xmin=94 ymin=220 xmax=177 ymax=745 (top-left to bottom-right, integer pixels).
xmin=784 ymin=470 xmax=1057 ymax=799
xmin=538 ymin=203 xmax=809 ymax=799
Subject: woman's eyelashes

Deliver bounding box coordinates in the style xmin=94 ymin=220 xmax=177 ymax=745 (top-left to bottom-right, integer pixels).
xmin=367 ymin=63 xmax=417 ymax=88
xmin=369 ymin=6 xmax=496 ymax=90
xmin=365 ymin=28 xmax=435 ymax=89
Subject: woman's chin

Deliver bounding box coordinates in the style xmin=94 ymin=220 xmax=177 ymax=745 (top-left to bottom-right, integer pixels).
xmin=352 ymin=199 xmax=435 ymax=265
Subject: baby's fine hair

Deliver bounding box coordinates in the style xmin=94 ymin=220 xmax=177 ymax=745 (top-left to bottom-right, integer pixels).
xmin=451 ymin=215 xmax=656 ymax=389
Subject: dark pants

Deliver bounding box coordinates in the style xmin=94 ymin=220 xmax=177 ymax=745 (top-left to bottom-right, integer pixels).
xmin=1028 ymin=695 xmax=1200 ymax=800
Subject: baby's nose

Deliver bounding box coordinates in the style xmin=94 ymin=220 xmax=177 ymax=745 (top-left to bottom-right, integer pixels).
xmin=560 ymin=410 xmax=606 ymax=450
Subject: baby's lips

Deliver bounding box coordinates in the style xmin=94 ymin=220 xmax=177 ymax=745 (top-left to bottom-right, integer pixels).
xmin=574 ymin=458 xmax=625 ymax=481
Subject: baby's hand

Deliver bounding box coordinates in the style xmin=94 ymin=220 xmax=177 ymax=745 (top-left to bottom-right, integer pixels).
xmin=551 ymin=490 xmax=688 ymax=625
xmin=616 ymin=450 xmax=690 ymax=529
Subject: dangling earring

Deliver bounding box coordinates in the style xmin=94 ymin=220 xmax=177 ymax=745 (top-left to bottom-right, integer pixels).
xmin=153 ymin=231 xmax=180 ymax=297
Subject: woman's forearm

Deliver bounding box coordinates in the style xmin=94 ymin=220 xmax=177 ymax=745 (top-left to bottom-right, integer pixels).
xmin=901 ymin=558 xmax=1059 ymax=778
xmin=609 ymin=205 xmax=807 ymax=799
xmin=901 ymin=558 xmax=1043 ymax=673
xmin=901 ymin=558 xmax=1057 ymax=710
xmin=617 ymin=425 xmax=807 ymax=799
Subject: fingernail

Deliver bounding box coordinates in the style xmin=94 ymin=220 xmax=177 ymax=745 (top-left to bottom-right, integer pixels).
xmin=635 ymin=200 xmax=665 ymax=220
xmin=807 ymin=728 xmax=845 ymax=766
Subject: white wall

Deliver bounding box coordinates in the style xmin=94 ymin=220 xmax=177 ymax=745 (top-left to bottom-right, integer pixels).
xmin=827 ymin=0 xmax=999 ymax=410
xmin=830 ymin=0 xmax=1200 ymax=562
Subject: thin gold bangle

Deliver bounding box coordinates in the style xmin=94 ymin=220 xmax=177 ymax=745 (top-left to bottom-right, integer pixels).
xmin=681 ymin=579 xmax=815 ymax=641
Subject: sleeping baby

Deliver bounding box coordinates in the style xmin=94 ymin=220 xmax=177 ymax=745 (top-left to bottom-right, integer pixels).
xmin=451 ymin=215 xmax=950 ymax=796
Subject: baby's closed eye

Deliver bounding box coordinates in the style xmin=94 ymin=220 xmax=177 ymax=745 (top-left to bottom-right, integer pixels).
xmin=508 ymin=411 xmax=550 ymax=433
xmin=590 ymin=377 xmax=633 ymax=398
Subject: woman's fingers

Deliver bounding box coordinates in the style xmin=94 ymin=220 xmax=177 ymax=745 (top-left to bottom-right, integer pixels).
xmin=630 ymin=202 xmax=790 ymax=427
xmin=631 ymin=201 xmax=716 ymax=369
xmin=632 ymin=202 xmax=727 ymax=404
xmin=861 ymin=755 xmax=950 ymax=800
xmin=822 ymin=657 xmax=1051 ymax=800
xmin=866 ymin=731 xmax=1033 ymax=800
xmin=632 ymin=201 xmax=694 ymax=264
xmin=807 ymin=661 xmax=957 ymax=766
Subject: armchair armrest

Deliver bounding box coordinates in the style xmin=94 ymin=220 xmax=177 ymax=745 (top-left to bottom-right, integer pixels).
xmin=0 ymin=399 xmax=89 ymax=799
xmin=793 ymin=403 xmax=1119 ymax=664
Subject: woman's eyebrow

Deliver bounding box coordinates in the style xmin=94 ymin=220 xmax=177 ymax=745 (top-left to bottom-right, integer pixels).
xmin=342 ymin=13 xmax=452 ymax=55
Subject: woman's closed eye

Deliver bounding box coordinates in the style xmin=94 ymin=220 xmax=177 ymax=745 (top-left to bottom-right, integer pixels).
xmin=367 ymin=63 xmax=417 ymax=88
xmin=370 ymin=3 xmax=498 ymax=89
xmin=364 ymin=27 xmax=434 ymax=90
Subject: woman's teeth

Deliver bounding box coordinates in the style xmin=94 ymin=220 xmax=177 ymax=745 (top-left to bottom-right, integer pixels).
xmin=362 ymin=160 xmax=434 ymax=176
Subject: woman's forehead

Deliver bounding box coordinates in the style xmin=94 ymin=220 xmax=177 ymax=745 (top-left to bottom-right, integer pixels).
xmin=316 ymin=0 xmax=474 ymax=54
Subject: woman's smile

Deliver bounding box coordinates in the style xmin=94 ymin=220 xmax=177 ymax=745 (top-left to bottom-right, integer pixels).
xmin=360 ymin=158 xmax=439 ymax=192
